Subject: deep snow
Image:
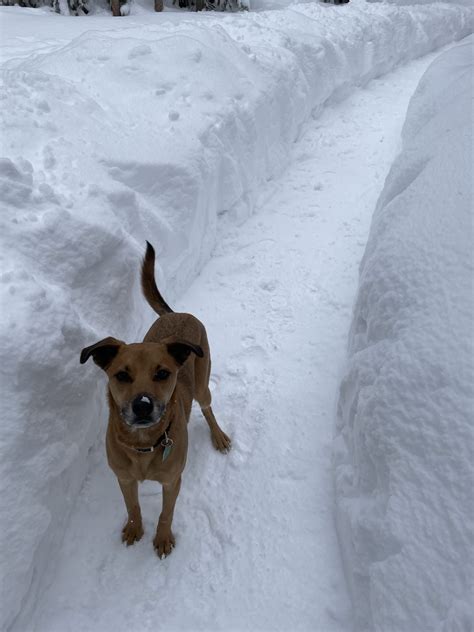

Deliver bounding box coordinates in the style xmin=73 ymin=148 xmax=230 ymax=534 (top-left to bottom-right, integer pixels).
xmin=19 ymin=48 xmax=442 ymax=632
xmin=0 ymin=0 xmax=473 ymax=630
xmin=334 ymin=37 xmax=474 ymax=632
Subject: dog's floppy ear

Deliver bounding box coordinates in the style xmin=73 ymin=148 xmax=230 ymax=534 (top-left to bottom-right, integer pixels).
xmin=80 ymin=337 xmax=124 ymax=370
xmin=166 ymin=339 xmax=204 ymax=366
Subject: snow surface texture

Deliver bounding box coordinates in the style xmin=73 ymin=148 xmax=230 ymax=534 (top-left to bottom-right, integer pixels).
xmin=8 ymin=42 xmax=446 ymax=632
xmin=0 ymin=1 xmax=472 ymax=630
xmin=334 ymin=37 xmax=474 ymax=632
xmin=367 ymin=0 xmax=473 ymax=7
xmin=367 ymin=0 xmax=473 ymax=6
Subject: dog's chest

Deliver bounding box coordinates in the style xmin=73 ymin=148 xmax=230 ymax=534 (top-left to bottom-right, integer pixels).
xmin=128 ymin=443 xmax=187 ymax=483
xmin=130 ymin=453 xmax=157 ymax=482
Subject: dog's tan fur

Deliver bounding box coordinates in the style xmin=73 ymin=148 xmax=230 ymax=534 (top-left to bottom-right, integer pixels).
xmin=80 ymin=242 xmax=230 ymax=557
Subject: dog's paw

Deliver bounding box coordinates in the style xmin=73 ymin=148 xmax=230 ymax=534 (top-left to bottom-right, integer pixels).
xmin=212 ymin=428 xmax=232 ymax=453
xmin=153 ymin=530 xmax=175 ymax=559
xmin=122 ymin=519 xmax=144 ymax=546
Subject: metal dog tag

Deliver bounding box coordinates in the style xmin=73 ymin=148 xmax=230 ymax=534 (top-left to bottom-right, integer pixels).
xmin=161 ymin=433 xmax=174 ymax=462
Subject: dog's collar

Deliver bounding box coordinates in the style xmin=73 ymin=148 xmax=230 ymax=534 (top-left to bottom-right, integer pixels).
xmin=119 ymin=414 xmax=174 ymax=459
xmin=133 ymin=420 xmax=173 ymax=454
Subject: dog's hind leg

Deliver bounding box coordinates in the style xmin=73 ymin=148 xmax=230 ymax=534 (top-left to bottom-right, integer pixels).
xmin=193 ymin=334 xmax=231 ymax=452
xmin=118 ymin=479 xmax=144 ymax=545
xmin=198 ymin=386 xmax=231 ymax=453
xmin=201 ymin=402 xmax=232 ymax=453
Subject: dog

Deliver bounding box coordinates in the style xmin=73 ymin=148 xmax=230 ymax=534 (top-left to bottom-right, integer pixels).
xmin=80 ymin=242 xmax=231 ymax=557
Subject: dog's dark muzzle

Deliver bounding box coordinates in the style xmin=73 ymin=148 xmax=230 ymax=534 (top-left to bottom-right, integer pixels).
xmin=132 ymin=394 xmax=154 ymax=419
xmin=127 ymin=394 xmax=165 ymax=426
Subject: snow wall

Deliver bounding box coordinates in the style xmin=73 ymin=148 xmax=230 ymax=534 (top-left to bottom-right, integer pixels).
xmin=1 ymin=2 xmax=472 ymax=629
xmin=334 ymin=36 xmax=474 ymax=632
xmin=368 ymin=0 xmax=473 ymax=7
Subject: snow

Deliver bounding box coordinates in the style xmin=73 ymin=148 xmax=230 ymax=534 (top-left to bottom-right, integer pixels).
xmin=368 ymin=0 xmax=473 ymax=7
xmin=12 ymin=53 xmax=444 ymax=632
xmin=0 ymin=0 xmax=472 ymax=630
xmin=334 ymin=37 xmax=474 ymax=632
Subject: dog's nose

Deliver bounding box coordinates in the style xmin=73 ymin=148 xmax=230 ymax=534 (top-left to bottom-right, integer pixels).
xmin=132 ymin=394 xmax=154 ymax=419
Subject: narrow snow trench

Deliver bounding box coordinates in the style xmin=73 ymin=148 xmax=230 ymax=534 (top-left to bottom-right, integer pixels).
xmin=29 ymin=53 xmax=437 ymax=632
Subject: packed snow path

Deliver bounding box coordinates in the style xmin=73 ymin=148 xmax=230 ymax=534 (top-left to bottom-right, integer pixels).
xmin=29 ymin=53 xmax=438 ymax=632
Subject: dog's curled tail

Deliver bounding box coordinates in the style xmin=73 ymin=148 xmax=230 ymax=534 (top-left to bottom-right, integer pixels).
xmin=141 ymin=241 xmax=173 ymax=315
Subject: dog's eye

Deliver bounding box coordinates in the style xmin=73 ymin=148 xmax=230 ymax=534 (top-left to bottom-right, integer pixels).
xmin=115 ymin=371 xmax=132 ymax=383
xmin=154 ymin=369 xmax=170 ymax=381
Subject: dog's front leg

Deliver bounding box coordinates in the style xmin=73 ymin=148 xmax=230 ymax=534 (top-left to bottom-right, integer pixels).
xmin=154 ymin=476 xmax=181 ymax=558
xmin=118 ymin=478 xmax=144 ymax=545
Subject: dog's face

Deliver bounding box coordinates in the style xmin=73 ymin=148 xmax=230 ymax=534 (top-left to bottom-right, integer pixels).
xmin=80 ymin=337 xmax=203 ymax=429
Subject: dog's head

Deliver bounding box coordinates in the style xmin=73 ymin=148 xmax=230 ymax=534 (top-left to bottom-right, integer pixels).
xmin=80 ymin=337 xmax=203 ymax=429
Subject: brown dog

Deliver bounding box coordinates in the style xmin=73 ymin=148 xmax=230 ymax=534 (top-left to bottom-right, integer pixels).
xmin=80 ymin=242 xmax=231 ymax=557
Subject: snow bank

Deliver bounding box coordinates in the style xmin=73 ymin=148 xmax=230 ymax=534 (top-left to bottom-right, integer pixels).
xmin=334 ymin=36 xmax=474 ymax=631
xmin=368 ymin=0 xmax=473 ymax=7
xmin=0 ymin=2 xmax=472 ymax=629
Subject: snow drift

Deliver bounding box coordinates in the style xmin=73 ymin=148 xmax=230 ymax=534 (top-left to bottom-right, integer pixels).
xmin=334 ymin=36 xmax=474 ymax=631
xmin=368 ymin=0 xmax=473 ymax=7
xmin=0 ymin=1 xmax=472 ymax=629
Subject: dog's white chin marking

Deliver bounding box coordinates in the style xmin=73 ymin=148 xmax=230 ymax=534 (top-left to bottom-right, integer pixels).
xmin=121 ymin=406 xmax=167 ymax=430
xmin=126 ymin=418 xmax=160 ymax=430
